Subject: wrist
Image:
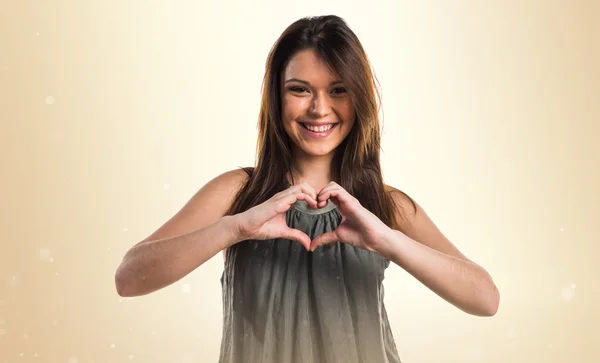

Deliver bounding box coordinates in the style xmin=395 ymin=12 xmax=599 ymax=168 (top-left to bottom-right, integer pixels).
xmin=373 ymin=226 xmax=401 ymax=260
xmin=219 ymin=214 xmax=247 ymax=248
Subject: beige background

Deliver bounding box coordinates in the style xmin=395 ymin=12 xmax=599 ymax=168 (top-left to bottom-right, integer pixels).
xmin=1 ymin=0 xmax=599 ymax=362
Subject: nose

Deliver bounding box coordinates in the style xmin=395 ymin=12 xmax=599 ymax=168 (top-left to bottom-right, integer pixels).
xmin=309 ymin=92 xmax=332 ymax=117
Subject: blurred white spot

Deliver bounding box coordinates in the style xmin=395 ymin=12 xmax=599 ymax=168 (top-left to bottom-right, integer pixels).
xmin=55 ymin=272 xmax=59 ymax=276
xmin=559 ymin=227 xmax=564 ymax=232
xmin=34 ymin=353 xmax=38 ymax=357
xmin=23 ymin=333 xmax=28 ymax=338
xmin=49 ymin=257 xmax=54 ymax=263
xmin=107 ymin=247 xmax=111 ymax=251
xmin=507 ymin=328 xmax=517 ymax=338
xmin=68 ymin=358 xmax=78 ymax=363
xmin=118 ymin=298 xmax=123 ymax=303
xmin=110 ymin=344 xmax=116 ymax=348
xmin=39 ymin=248 xmax=52 ymax=262
xmin=36 ymin=32 xmax=39 ymax=36
xmin=9 ymin=276 xmax=17 ymax=286
xmin=548 ymin=343 xmax=553 ymax=348
xmin=164 ymin=183 xmax=170 ymax=190
xmin=128 ymin=354 xmax=135 ymax=360
xmin=20 ymin=353 xmax=24 ymax=357
xmin=52 ymin=319 xmax=58 ymax=326
xmin=45 ymin=96 xmax=55 ymax=105
xmin=182 ymin=283 xmax=191 ymax=293
xmin=128 ymin=327 xmax=133 ymax=332
xmin=123 ymin=227 xmax=128 ymax=232
xmin=561 ymin=286 xmax=575 ymax=301
xmin=0 ymin=329 xmax=6 ymax=335
xmin=571 ymin=283 xmax=576 ymax=289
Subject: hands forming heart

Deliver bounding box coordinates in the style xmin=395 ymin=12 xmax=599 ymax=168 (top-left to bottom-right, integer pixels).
xmin=235 ymin=181 xmax=392 ymax=254
xmin=309 ymin=181 xmax=391 ymax=253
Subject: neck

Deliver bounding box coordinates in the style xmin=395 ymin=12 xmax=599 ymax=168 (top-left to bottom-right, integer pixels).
xmin=288 ymin=149 xmax=336 ymax=192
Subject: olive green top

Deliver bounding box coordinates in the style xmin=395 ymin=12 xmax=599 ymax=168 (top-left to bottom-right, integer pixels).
xmin=218 ymin=199 xmax=401 ymax=363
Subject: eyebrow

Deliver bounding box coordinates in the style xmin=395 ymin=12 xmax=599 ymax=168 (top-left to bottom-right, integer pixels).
xmin=284 ymin=78 xmax=343 ymax=86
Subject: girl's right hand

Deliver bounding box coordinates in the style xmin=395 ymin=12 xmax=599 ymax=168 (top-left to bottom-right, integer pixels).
xmin=234 ymin=183 xmax=318 ymax=250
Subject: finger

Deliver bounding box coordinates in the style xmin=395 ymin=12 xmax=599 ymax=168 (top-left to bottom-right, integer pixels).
xmin=316 ymin=184 xmax=340 ymax=207
xmin=291 ymin=191 xmax=318 ymax=208
xmin=297 ymin=182 xmax=318 ymax=201
xmin=317 ymin=183 xmax=337 ymax=201
xmin=318 ymin=187 xmax=353 ymax=206
xmin=280 ymin=183 xmax=317 ymax=205
xmin=310 ymin=231 xmax=339 ymax=251
xmin=275 ymin=191 xmax=317 ymax=213
xmin=283 ymin=228 xmax=311 ymax=251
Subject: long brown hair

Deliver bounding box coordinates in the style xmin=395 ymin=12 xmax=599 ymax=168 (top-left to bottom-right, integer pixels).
xmin=226 ymin=15 xmax=415 ymax=230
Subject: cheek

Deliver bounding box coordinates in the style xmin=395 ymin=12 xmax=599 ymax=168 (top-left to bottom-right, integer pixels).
xmin=282 ymin=96 xmax=302 ymax=122
xmin=281 ymin=97 xmax=302 ymax=136
xmin=338 ymin=101 xmax=355 ymax=124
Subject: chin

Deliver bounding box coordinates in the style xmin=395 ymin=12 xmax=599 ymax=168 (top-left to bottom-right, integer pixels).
xmin=305 ymin=149 xmax=335 ymax=157
xmin=296 ymin=141 xmax=339 ymax=158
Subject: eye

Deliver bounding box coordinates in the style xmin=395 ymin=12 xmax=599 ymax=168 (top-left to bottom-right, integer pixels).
xmin=331 ymin=87 xmax=347 ymax=94
xmin=288 ymin=86 xmax=308 ymax=93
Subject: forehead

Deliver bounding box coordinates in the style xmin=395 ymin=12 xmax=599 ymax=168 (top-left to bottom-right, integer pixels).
xmin=283 ymin=49 xmax=340 ymax=83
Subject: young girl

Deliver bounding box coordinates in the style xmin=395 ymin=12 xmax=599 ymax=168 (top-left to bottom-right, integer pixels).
xmin=115 ymin=15 xmax=499 ymax=363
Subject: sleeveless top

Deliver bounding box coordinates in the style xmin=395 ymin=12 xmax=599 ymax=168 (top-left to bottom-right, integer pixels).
xmin=218 ymin=199 xmax=402 ymax=363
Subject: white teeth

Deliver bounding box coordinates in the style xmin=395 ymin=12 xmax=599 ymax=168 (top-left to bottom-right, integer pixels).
xmin=306 ymin=124 xmax=334 ymax=132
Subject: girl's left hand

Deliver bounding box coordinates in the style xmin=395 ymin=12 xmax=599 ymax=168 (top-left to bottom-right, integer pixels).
xmin=310 ymin=182 xmax=392 ymax=253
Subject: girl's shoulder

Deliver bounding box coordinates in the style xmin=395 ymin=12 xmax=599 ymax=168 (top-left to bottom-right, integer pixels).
xmin=137 ymin=167 xmax=252 ymax=246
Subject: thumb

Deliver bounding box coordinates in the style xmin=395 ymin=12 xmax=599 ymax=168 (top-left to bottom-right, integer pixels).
xmin=310 ymin=231 xmax=339 ymax=252
xmin=282 ymin=227 xmax=311 ymax=251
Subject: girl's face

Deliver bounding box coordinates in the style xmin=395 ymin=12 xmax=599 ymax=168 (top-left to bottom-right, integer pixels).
xmin=280 ymin=49 xmax=355 ymax=159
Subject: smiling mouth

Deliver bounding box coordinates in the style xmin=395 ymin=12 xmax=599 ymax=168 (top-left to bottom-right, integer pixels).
xmin=300 ymin=123 xmax=337 ymax=132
